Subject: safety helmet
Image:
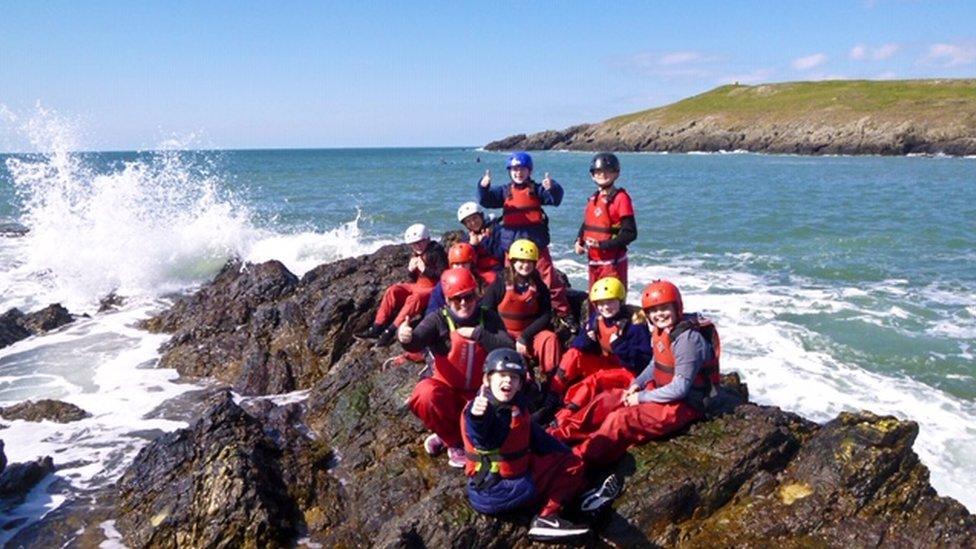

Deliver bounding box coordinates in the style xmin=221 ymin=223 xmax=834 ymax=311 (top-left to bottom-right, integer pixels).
xmin=441 ymin=267 xmax=478 ymax=299
xmin=641 ymin=280 xmax=683 ymax=317
xmin=506 ymin=151 xmax=533 ymax=171
xmin=589 ymin=277 xmax=626 ymax=302
xmin=484 ymin=348 xmax=527 ymax=379
xmin=403 ymin=223 xmax=430 ymax=244
xmin=448 ymin=242 xmax=476 ymax=265
xmin=456 ymin=201 xmax=484 ymax=223
xmin=590 ymin=152 xmax=620 ymax=173
xmin=508 ymin=239 xmax=539 ymax=262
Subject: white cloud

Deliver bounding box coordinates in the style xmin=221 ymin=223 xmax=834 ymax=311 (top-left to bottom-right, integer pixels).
xmin=850 ymin=45 xmax=867 ymax=60
xmin=922 ymin=43 xmax=976 ymax=67
xmin=792 ymin=53 xmax=828 ymax=70
xmin=873 ymin=43 xmax=899 ymax=60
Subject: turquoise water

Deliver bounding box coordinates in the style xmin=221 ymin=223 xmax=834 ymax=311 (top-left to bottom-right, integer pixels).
xmin=1 ymin=147 xmax=975 ymax=514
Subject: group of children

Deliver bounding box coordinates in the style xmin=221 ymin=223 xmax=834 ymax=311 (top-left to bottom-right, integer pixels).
xmin=354 ymin=152 xmax=721 ymax=542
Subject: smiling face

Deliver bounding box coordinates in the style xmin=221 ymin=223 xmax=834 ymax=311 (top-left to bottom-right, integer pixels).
xmin=646 ymin=303 xmax=678 ymax=330
xmin=590 ymin=168 xmax=619 ymax=188
xmin=512 ymin=258 xmax=536 ymax=277
xmin=508 ymin=165 xmax=531 ymax=184
xmin=448 ymin=291 xmax=478 ymax=319
xmin=461 ymin=213 xmax=484 ymax=232
xmin=594 ymin=298 xmax=622 ymax=319
xmin=487 ymin=371 xmax=523 ymax=402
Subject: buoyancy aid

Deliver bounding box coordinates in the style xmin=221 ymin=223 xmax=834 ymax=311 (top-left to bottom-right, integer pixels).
xmin=497 ymin=279 xmax=541 ymax=339
xmin=502 ymin=182 xmax=545 ymax=228
xmin=462 ymin=400 xmax=531 ymax=481
xmin=433 ymin=308 xmax=488 ymax=391
xmin=582 ymin=188 xmax=629 ymax=263
xmin=596 ymin=314 xmax=628 ymax=357
xmin=651 ymin=313 xmax=721 ymax=392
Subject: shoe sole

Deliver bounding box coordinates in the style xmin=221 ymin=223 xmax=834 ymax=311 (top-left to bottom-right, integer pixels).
xmin=527 ymin=527 xmax=589 ymax=540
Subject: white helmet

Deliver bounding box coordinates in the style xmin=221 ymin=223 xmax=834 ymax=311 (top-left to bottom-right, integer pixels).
xmin=456 ymin=201 xmax=484 ymax=223
xmin=403 ymin=223 xmax=430 ymax=244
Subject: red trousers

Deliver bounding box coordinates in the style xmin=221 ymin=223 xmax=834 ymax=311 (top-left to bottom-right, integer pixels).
xmin=375 ymin=278 xmax=436 ymax=327
xmin=531 ymin=451 xmax=585 ymax=517
xmin=408 ymin=375 xmax=476 ymax=449
xmin=532 ymin=247 xmax=571 ymax=317
xmin=519 ymin=329 xmax=561 ymax=376
xmin=570 ymin=389 xmax=703 ymax=467
xmin=551 ymin=368 xmax=635 ymax=443
xmin=548 ymin=348 xmax=620 ymax=396
xmin=587 ymin=256 xmax=628 ymax=294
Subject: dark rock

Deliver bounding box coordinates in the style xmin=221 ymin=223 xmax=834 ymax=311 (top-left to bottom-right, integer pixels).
xmin=0 ymin=308 xmax=31 ymax=348
xmin=98 ymin=292 xmax=126 ymax=312
xmin=0 ymin=304 xmax=75 ymax=350
xmin=0 ymin=456 xmax=55 ymax=507
xmin=0 ymin=222 xmax=29 ymax=237
xmin=0 ymin=399 xmax=92 ymax=423
xmin=0 ymin=440 xmax=6 ymax=474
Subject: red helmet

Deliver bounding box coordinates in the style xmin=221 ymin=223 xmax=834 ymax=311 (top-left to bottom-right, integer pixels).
xmin=441 ymin=267 xmax=478 ymax=299
xmin=641 ymin=280 xmax=683 ymax=317
xmin=448 ymin=242 xmax=476 ymax=265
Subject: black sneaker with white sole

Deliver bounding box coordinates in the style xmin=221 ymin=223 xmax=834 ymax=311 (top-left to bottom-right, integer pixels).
xmin=580 ymin=473 xmax=623 ymax=513
xmin=527 ymin=514 xmax=590 ymax=541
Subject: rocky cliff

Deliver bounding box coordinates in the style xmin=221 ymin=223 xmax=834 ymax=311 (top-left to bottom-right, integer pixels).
xmin=486 ymin=79 xmax=976 ymax=156
xmin=107 ymin=243 xmax=976 ymax=548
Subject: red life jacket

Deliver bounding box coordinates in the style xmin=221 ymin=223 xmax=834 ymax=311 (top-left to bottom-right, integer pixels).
xmin=497 ymin=279 xmax=541 ymax=339
xmin=462 ymin=401 xmax=531 ymax=479
xmin=433 ymin=308 xmax=488 ymax=391
xmin=502 ymin=183 xmax=545 ymax=228
xmin=651 ymin=313 xmax=721 ymax=391
xmin=582 ymin=188 xmax=629 ymax=263
xmin=596 ymin=314 xmax=627 ymax=357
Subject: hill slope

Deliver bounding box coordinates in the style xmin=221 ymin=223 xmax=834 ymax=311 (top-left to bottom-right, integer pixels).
xmin=486 ymin=79 xmax=976 ymax=155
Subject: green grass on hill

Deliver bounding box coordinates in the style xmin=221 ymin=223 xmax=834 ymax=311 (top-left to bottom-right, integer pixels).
xmin=606 ymin=79 xmax=976 ymax=128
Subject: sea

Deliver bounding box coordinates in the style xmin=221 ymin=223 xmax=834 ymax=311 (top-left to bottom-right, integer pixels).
xmin=0 ymin=116 xmax=974 ymax=542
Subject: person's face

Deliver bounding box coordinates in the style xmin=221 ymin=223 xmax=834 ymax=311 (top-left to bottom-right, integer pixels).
xmin=590 ymin=168 xmax=619 ymax=188
xmin=646 ymin=303 xmax=678 ymax=330
xmin=462 ymin=213 xmax=485 ymax=232
xmin=508 ymin=165 xmax=531 ymax=184
xmin=512 ymin=259 xmax=536 ymax=277
xmin=594 ymin=298 xmax=622 ymax=319
xmin=409 ymin=240 xmax=429 ymax=254
xmin=487 ymin=371 xmax=522 ymax=402
xmin=448 ymin=290 xmax=478 ymax=318
xmin=451 ymin=261 xmax=474 ymax=271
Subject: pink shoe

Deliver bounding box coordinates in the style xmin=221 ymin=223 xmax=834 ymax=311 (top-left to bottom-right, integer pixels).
xmin=447 ymin=447 xmax=466 ymax=468
xmin=424 ymin=434 xmax=446 ymax=456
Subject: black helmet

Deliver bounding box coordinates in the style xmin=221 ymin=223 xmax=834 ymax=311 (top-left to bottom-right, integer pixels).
xmin=590 ymin=152 xmax=620 ymax=173
xmin=484 ymin=348 xmax=527 ymax=378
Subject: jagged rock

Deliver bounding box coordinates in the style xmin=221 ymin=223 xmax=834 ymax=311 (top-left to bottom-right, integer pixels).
xmin=0 ymin=454 xmax=55 ymax=518
xmin=116 ymin=391 xmax=331 ymax=548
xmin=0 ymin=440 xmax=6 ymax=474
xmin=0 ymin=400 xmax=92 ymax=423
xmin=98 ymin=292 xmax=126 ymax=312
xmin=0 ymin=304 xmax=75 ymax=349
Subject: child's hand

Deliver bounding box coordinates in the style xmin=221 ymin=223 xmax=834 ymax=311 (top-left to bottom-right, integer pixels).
xmin=471 ymin=394 xmax=489 ymax=416
xmin=480 ymin=169 xmax=491 ymax=188
xmin=408 ymin=256 xmax=421 ymax=272
xmin=516 ymin=341 xmax=528 ymax=356
xmin=455 ymin=326 xmax=476 ymax=339
xmin=542 ymin=172 xmax=552 ymax=190
xmin=574 ymin=240 xmax=585 ymax=255
xmin=609 ymin=332 xmax=619 ymax=344
xmin=397 ymin=323 xmax=413 ymax=344
xmin=623 ymin=392 xmax=640 ymax=407
xmin=624 ymin=384 xmax=639 ymax=397
xmin=415 ymin=258 xmax=426 ymax=273
xmin=469 ymin=231 xmax=484 ymax=245
xmin=586 ymin=329 xmax=597 ymax=341
xmin=584 ymin=237 xmax=599 ymax=248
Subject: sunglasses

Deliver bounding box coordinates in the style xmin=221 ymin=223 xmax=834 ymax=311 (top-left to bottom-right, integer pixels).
xmin=449 ymin=292 xmax=477 ymax=304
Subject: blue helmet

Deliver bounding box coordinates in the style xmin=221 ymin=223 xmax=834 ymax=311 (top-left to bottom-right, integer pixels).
xmin=484 ymin=348 xmax=527 ymax=379
xmin=506 ymin=152 xmax=533 ymax=171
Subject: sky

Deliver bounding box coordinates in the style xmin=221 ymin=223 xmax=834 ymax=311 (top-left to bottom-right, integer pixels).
xmin=1 ymin=1 xmax=974 ymax=152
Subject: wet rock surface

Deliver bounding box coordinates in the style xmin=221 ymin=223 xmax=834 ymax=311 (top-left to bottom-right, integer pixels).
xmin=107 ymin=246 xmax=976 ymax=548
xmin=0 ymin=440 xmax=56 ymax=526
xmin=0 ymin=399 xmax=92 ymax=423
xmin=0 ymin=303 xmax=75 ymax=349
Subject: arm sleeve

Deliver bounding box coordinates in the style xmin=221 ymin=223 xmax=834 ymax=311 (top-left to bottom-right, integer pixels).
xmin=464 ymin=398 xmax=510 ymax=450
xmin=518 ymin=275 xmax=552 ymax=344
xmin=479 ymin=277 xmax=505 ymax=310
xmin=425 ymin=284 xmax=445 ymax=317
xmin=402 ymin=312 xmax=446 ymax=353
xmin=529 ymin=421 xmax=571 ymax=454
xmin=477 ymin=181 xmax=506 ymax=208
xmin=631 ymin=361 xmax=655 ymax=390
xmin=610 ymin=322 xmax=652 ymax=374
xmin=472 ymin=311 xmax=516 ymax=351
xmin=639 ymin=330 xmax=708 ymax=403
xmin=536 ymin=180 xmax=563 ymax=206
xmin=570 ymin=313 xmax=601 ymax=352
xmin=597 ymin=216 xmax=637 ymax=250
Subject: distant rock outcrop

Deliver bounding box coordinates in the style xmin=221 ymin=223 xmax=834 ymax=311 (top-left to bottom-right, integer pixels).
xmin=0 ymin=304 xmax=74 ymax=349
xmin=112 ymin=246 xmax=976 ymax=547
xmin=0 ymin=400 xmax=91 ymax=423
xmin=0 ymin=440 xmax=56 ymax=526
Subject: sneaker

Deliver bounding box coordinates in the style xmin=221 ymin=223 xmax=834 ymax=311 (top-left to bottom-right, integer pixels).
xmin=580 ymin=473 xmax=624 ymax=513
xmin=423 ymin=434 xmax=446 ymax=456
xmin=376 ymin=325 xmax=398 ymax=347
xmin=447 ymin=447 xmax=466 ymax=468
xmin=527 ymin=514 xmax=589 ymax=541
xmin=354 ymin=323 xmax=386 ymax=340
xmin=381 ymin=354 xmax=411 ymax=371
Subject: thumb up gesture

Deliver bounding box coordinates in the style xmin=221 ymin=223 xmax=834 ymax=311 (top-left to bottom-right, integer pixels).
xmin=471 ymin=387 xmax=489 ymax=416
xmin=542 ymin=172 xmax=553 ymax=190
xmin=480 ymin=169 xmax=492 ymax=188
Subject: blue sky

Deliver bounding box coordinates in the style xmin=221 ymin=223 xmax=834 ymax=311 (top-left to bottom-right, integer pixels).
xmin=1 ymin=1 xmax=974 ymax=151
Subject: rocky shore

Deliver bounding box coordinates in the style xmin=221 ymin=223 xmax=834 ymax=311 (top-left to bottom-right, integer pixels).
xmin=4 ymin=241 xmax=974 ymax=546
xmin=486 ymin=80 xmax=976 ymax=156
